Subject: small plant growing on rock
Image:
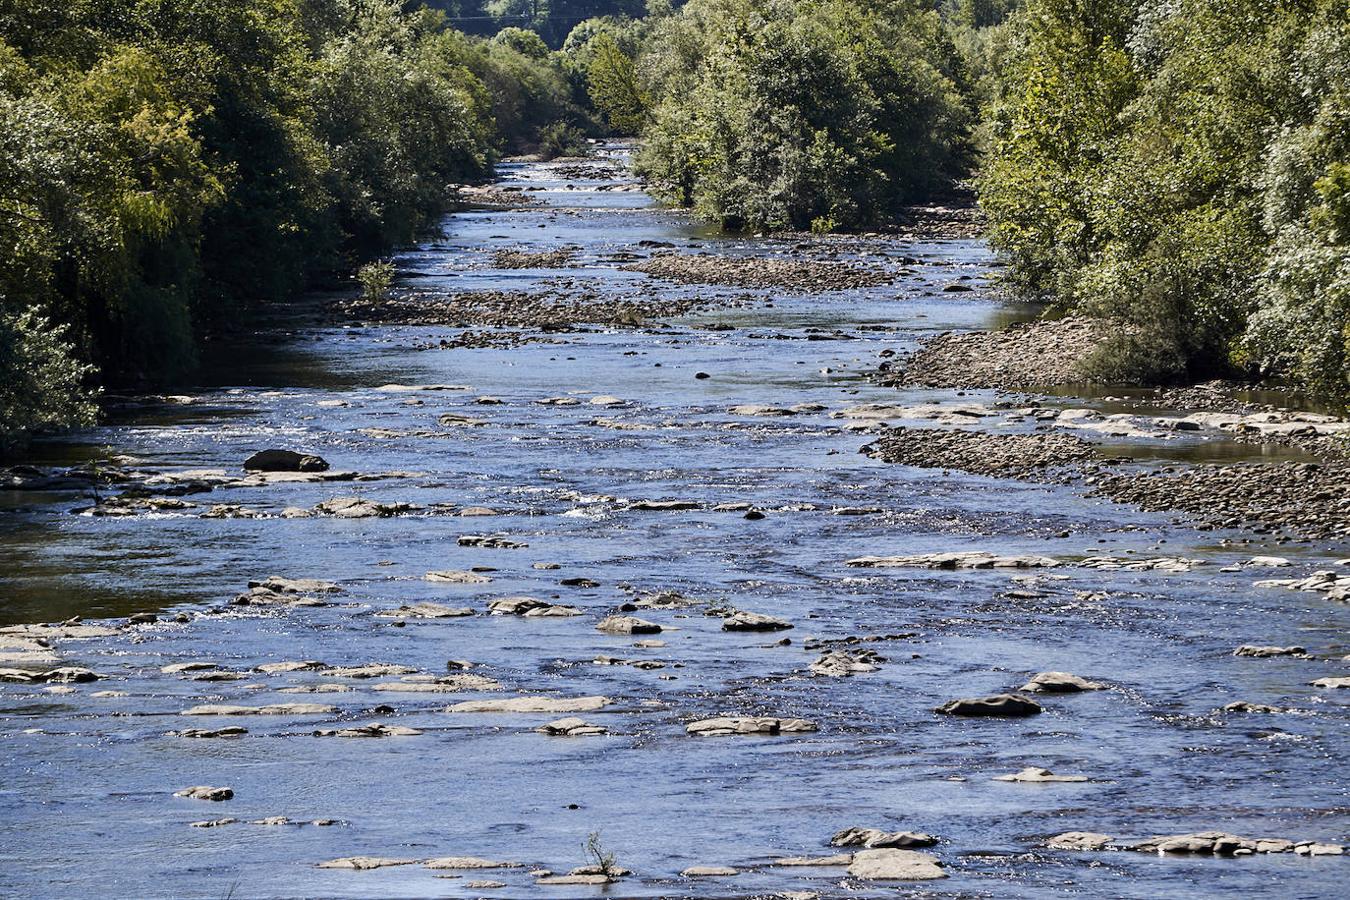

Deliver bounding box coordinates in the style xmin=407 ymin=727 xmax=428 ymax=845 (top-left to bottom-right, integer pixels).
xmin=583 ymin=830 xmax=619 ymax=878
xmin=356 ymin=260 xmax=395 ymax=304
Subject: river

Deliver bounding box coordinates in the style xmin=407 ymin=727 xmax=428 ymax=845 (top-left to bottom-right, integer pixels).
xmin=1 ymin=148 xmax=1346 ymax=898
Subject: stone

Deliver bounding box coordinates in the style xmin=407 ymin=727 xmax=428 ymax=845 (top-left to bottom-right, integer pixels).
xmin=831 ymin=828 xmax=937 ymax=849
xmin=686 ymin=716 xmax=817 ymax=736
xmin=168 ymin=727 xmax=248 ymax=738
xmin=810 ymin=649 xmax=882 ymax=677
xmin=772 ymin=854 xmax=853 ymax=867
xmin=994 ymin=766 xmax=1088 ymax=783
xmin=1312 ymin=677 xmax=1350 ymax=689
xmin=190 ymin=818 xmax=238 ymax=828
xmin=935 ymin=694 xmax=1042 ymax=717
xmin=318 ymin=857 xmax=418 ymax=870
xmin=487 ymin=597 xmax=580 ymax=617
xmin=426 ymin=570 xmax=492 ymax=584
xmin=626 ymin=500 xmax=700 ymax=511
xmin=681 ymin=865 xmax=738 ymax=877
xmin=377 ymin=603 xmax=474 ymax=619
xmin=536 ymin=717 xmax=608 ymax=736
xmin=466 ymin=881 xmax=505 ymax=889
xmin=248 ymin=576 xmax=341 ymax=594
xmin=458 ymin=535 xmax=527 ymax=549
xmin=162 ymin=662 xmax=217 ymax=674
xmin=313 ymin=722 xmax=422 ymax=738
xmin=323 ymin=664 xmax=417 ymax=678
xmin=174 ymin=786 xmax=233 ymax=801
xmin=0 ymin=666 xmax=99 ymax=684
xmin=423 ymin=857 xmax=522 ymax=870
xmin=372 ymin=675 xmax=501 ymax=692
xmin=244 ymin=449 xmax=329 ymax=473
xmin=1019 ymin=672 xmax=1105 ymax=693
xmin=1046 ymin=832 xmax=1112 ymax=851
xmin=722 ymin=611 xmax=793 ymax=632
xmin=447 ymin=696 xmax=610 ymax=713
xmin=252 ymin=817 xmax=291 ymax=826
xmin=1221 ymin=701 xmax=1284 ymax=714
xmin=596 ymin=615 xmax=662 ymax=635
xmin=534 ymin=874 xmax=613 ymax=885
xmin=255 ymin=660 xmax=325 ymax=673
xmin=846 ymin=849 xmax=946 ymax=880
xmin=182 ymin=703 xmax=336 ymax=716
xmin=847 ymin=552 xmax=1060 ymax=569
xmin=1234 ymin=645 xmax=1308 ymax=658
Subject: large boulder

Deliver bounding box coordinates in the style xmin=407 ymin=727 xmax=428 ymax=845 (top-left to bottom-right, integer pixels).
xmin=244 ymin=449 xmax=329 ymax=472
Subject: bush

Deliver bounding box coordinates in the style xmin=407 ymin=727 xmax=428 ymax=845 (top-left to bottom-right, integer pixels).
xmin=0 ymin=308 xmax=97 ymax=454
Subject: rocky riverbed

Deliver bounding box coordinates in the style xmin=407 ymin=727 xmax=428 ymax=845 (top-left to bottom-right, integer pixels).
xmin=1 ymin=145 xmax=1347 ymax=899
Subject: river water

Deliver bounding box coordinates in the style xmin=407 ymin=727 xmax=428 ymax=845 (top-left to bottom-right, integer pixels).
xmin=1 ymin=149 xmax=1346 ymax=899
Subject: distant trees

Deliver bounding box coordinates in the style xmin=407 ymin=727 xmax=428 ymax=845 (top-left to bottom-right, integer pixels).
xmin=634 ymin=0 xmax=972 ymax=232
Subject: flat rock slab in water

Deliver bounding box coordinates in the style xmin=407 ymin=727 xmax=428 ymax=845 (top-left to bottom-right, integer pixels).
xmin=847 ymin=552 xmax=1061 ymax=569
xmin=994 ymin=767 xmax=1088 ymax=783
xmin=1019 ymin=671 xmax=1105 ymax=693
xmin=182 ymin=703 xmax=336 ymax=716
xmin=686 ymin=716 xmax=816 ymax=736
xmin=447 ymin=696 xmax=609 ymax=713
xmin=174 ymin=786 xmax=233 ymax=801
xmin=846 ymin=849 xmax=947 ymax=880
xmin=681 ymin=865 xmax=738 ymax=877
xmin=595 ymin=615 xmax=662 ymax=635
xmin=722 ymin=611 xmax=793 ymax=631
xmin=535 ymin=717 xmax=607 ymax=736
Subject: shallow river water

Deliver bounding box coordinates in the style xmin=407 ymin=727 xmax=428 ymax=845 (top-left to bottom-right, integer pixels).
xmin=1 ymin=150 xmax=1347 ymax=899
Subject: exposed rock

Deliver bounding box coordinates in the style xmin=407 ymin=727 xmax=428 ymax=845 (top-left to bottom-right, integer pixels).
xmin=831 ymin=828 xmax=937 ymax=849
xmin=377 ymin=603 xmax=474 ymax=619
xmin=935 ymin=694 xmax=1043 ymax=717
xmin=244 ymin=450 xmax=329 ymax=473
xmin=1221 ymin=701 xmax=1285 ymax=714
xmin=994 ymin=766 xmax=1088 ymax=783
xmin=315 ymin=496 xmax=416 ymax=518
xmin=318 ymin=857 xmax=418 ymax=870
xmin=846 ymin=849 xmax=946 ymax=880
xmin=681 ymin=865 xmax=738 ymax=877
xmin=487 ymin=596 xmax=581 ymax=617
xmin=425 ymin=857 xmax=523 ymax=870
xmin=168 ymin=727 xmax=248 ymax=738
xmin=847 ymin=552 xmax=1060 ymax=569
xmin=0 ymin=666 xmax=99 ymax=684
xmin=248 ymin=576 xmax=341 ymax=594
xmin=595 ymin=615 xmax=662 ymax=635
xmin=174 ymin=786 xmax=233 ymax=801
xmin=162 ymin=662 xmax=217 ymax=674
xmin=313 ymin=722 xmax=422 ymax=738
xmin=773 ymin=854 xmax=853 ymax=867
xmin=447 ymin=695 xmax=609 ymax=713
xmin=1128 ymin=831 xmax=1335 ymax=855
xmin=1234 ymin=645 xmax=1309 ymax=658
xmin=372 ymin=674 xmax=501 ymax=692
xmin=722 ymin=611 xmax=793 ymax=632
xmin=626 ymin=499 xmax=701 ymax=511
xmin=458 ymin=535 xmax=527 ymax=549
xmin=534 ymin=874 xmax=613 ymax=885
xmin=256 ymin=660 xmax=325 ymax=673
xmin=426 ymin=570 xmax=492 ymax=584
xmin=810 ymin=649 xmax=882 ymax=677
xmin=1047 ymin=832 xmax=1112 ymax=851
xmin=1311 ymin=676 xmax=1350 ymax=689
xmin=887 ymin=317 xmax=1109 ymax=390
xmin=182 ymin=703 xmax=336 ymax=716
xmin=686 ymin=716 xmax=817 ymax=736
xmin=323 ymin=664 xmax=417 ymax=679
xmin=1020 ymin=672 xmax=1105 ymax=693
xmin=535 ymin=717 xmax=608 ymax=736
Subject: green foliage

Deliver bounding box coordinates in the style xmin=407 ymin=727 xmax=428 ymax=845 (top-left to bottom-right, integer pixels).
xmin=0 ymin=308 xmax=97 ymax=453
xmin=357 ymin=261 xmax=396 ymax=304
xmin=635 ymin=0 xmax=973 ymax=231
xmin=582 ymin=831 xmax=619 ymax=877
xmin=982 ymin=0 xmax=1350 ymax=394
xmin=584 ymin=33 xmax=648 ymax=134
xmin=535 ymin=121 xmax=591 ymax=159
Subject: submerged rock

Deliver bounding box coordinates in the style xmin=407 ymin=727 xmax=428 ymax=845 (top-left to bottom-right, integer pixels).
xmin=935 ymin=694 xmax=1042 ymax=717
xmin=773 ymin=854 xmax=853 ymax=867
xmin=846 ymin=849 xmax=946 ymax=880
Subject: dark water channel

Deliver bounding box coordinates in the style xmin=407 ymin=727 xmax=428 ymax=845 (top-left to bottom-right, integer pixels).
xmin=1 ymin=148 xmax=1346 ymax=899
